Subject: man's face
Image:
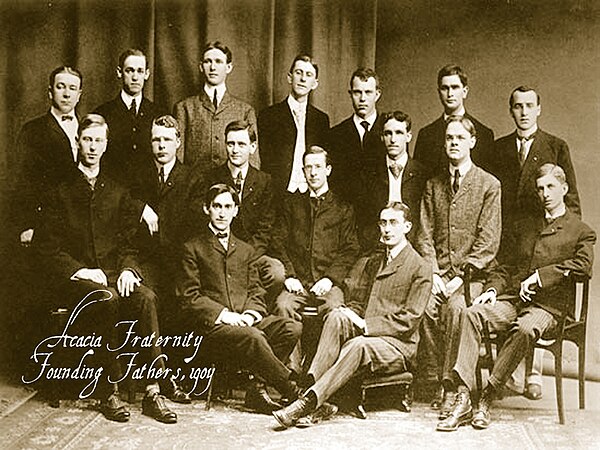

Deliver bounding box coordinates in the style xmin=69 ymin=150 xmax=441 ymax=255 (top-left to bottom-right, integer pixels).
xmin=510 ymin=90 xmax=541 ymax=132
xmin=226 ymin=129 xmax=256 ymax=168
xmin=48 ymin=72 xmax=82 ymax=114
xmin=382 ymin=119 xmax=412 ymax=160
xmin=378 ymin=208 xmax=411 ymax=248
xmin=445 ymin=121 xmax=476 ymax=165
xmin=287 ymin=60 xmax=318 ymax=99
xmin=200 ymin=48 xmax=232 ymax=86
xmin=303 ymin=152 xmax=331 ymax=192
xmin=78 ymin=125 xmax=107 ymax=168
xmin=118 ymin=55 xmax=149 ymax=96
xmin=438 ymin=74 xmax=468 ymax=114
xmin=151 ymin=124 xmax=179 ymax=166
xmin=536 ymin=173 xmax=568 ymax=214
xmin=204 ymin=192 xmax=238 ymax=231
xmin=349 ymin=76 xmax=380 ymax=119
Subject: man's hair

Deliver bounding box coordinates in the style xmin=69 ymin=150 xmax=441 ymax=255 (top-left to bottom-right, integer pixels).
xmin=382 ymin=202 xmax=412 ymax=224
xmin=289 ymin=54 xmax=319 ymax=78
xmin=437 ymin=64 xmax=468 ymax=87
xmin=381 ymin=110 xmax=412 ymax=133
xmin=49 ymin=66 xmax=83 ymax=88
xmin=446 ymin=115 xmax=477 ymax=137
xmin=537 ymin=163 xmax=567 ymax=185
xmin=509 ymin=85 xmax=541 ymax=107
xmin=349 ymin=67 xmax=379 ymax=90
xmin=153 ymin=115 xmax=180 ymax=138
xmin=303 ymin=145 xmax=331 ymax=166
xmin=118 ymin=48 xmax=147 ymax=69
xmin=205 ymin=183 xmax=239 ymax=208
xmin=79 ymin=113 xmax=108 ymax=138
xmin=225 ymin=120 xmax=256 ymax=143
xmin=202 ymin=41 xmax=232 ymax=63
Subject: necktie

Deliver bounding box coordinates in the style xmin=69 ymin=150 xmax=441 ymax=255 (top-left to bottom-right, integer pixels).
xmin=130 ymin=98 xmax=137 ymax=116
xmin=234 ymin=171 xmax=243 ymax=196
xmin=386 ymin=250 xmax=394 ymax=265
xmin=311 ymin=196 xmax=323 ymax=221
xmin=86 ymin=175 xmax=97 ymax=190
xmin=216 ymin=231 xmax=228 ymax=239
xmin=213 ymin=90 xmax=218 ymax=110
xmin=159 ymin=166 xmax=165 ymax=187
xmin=389 ymin=162 xmax=402 ymax=179
xmin=452 ymin=169 xmax=460 ymax=194
xmin=518 ymin=137 xmax=531 ymax=166
xmin=360 ymin=120 xmax=370 ymax=134
xmin=61 ymin=115 xmax=73 ymax=121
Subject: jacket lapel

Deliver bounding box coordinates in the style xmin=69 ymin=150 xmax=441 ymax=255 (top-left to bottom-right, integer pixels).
xmin=243 ymin=167 xmax=257 ymax=201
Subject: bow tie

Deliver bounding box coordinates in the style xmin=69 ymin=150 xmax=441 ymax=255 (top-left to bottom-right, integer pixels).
xmin=518 ymin=133 xmax=535 ymax=142
xmin=61 ymin=115 xmax=74 ymax=121
xmin=215 ymin=232 xmax=228 ymax=239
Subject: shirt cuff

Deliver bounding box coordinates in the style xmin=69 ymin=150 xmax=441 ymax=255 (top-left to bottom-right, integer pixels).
xmin=215 ymin=308 xmax=229 ymax=325
xmin=122 ymin=268 xmax=143 ymax=282
xmin=243 ymin=310 xmax=263 ymax=323
xmin=535 ymin=270 xmax=542 ymax=287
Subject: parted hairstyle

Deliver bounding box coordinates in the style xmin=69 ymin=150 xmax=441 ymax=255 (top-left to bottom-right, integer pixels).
xmin=118 ymin=48 xmax=147 ymax=69
xmin=536 ymin=163 xmax=567 ymax=185
xmin=225 ymin=119 xmax=257 ymax=143
xmin=49 ymin=66 xmax=83 ymax=88
xmin=382 ymin=201 xmax=412 ymax=224
xmin=79 ymin=113 xmax=108 ymax=138
xmin=204 ymin=183 xmax=240 ymax=208
xmin=303 ymin=145 xmax=331 ymax=166
xmin=349 ymin=67 xmax=379 ymax=90
xmin=203 ymin=41 xmax=233 ymax=63
xmin=445 ymin=115 xmax=477 ymax=137
xmin=381 ymin=111 xmax=412 ymax=133
xmin=289 ymin=54 xmax=319 ymax=78
xmin=437 ymin=64 xmax=468 ymax=87
xmin=153 ymin=115 xmax=181 ymax=138
xmin=509 ymin=85 xmax=541 ymax=107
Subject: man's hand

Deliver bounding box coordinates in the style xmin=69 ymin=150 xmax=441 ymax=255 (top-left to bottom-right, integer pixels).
xmin=472 ymin=289 xmax=497 ymax=306
xmin=284 ymin=277 xmax=305 ymax=295
xmin=141 ymin=204 xmax=159 ymax=236
xmin=72 ymin=268 xmax=108 ymax=286
xmin=240 ymin=313 xmax=256 ymax=327
xmin=20 ymin=228 xmax=34 ymax=246
xmin=519 ymin=273 xmax=539 ymax=303
xmin=431 ymin=273 xmax=448 ymax=298
xmin=339 ymin=306 xmax=366 ymax=332
xmin=117 ymin=270 xmax=141 ymax=297
xmin=310 ymin=277 xmax=333 ymax=297
xmin=219 ymin=311 xmax=247 ymax=326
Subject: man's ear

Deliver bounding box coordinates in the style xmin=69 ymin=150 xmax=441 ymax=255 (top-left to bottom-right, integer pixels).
xmin=144 ymin=68 xmax=150 ymax=81
xmin=249 ymin=142 xmax=257 ymax=155
xmin=562 ymin=182 xmax=569 ymax=196
xmin=225 ymin=62 xmax=233 ymax=75
xmin=116 ymin=66 xmax=123 ymax=79
xmin=463 ymin=85 xmax=469 ymax=99
xmin=232 ymin=205 xmax=239 ymax=217
xmin=203 ymin=204 xmax=209 ymax=216
xmin=375 ymin=89 xmax=382 ymax=103
xmin=325 ymin=164 xmax=332 ymax=177
xmin=407 ymin=131 xmax=413 ymax=143
xmin=404 ymin=220 xmax=413 ymax=234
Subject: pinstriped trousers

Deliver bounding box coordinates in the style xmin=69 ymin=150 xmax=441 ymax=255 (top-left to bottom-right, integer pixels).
xmin=307 ymin=310 xmax=407 ymax=408
xmin=448 ymin=299 xmax=556 ymax=391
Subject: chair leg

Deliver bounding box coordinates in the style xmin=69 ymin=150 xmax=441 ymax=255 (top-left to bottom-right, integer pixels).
xmin=205 ymin=364 xmax=216 ymax=411
xmin=554 ymin=347 xmax=565 ymax=425
xmin=578 ymin=342 xmax=586 ymax=410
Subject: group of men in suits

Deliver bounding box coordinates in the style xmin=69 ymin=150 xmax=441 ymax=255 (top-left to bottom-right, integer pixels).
xmin=14 ymin=39 xmax=594 ymax=432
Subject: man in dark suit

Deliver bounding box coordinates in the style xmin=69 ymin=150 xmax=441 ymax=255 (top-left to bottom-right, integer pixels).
xmin=437 ymin=164 xmax=595 ymax=432
xmin=15 ymin=66 xmax=83 ymax=246
xmin=35 ymin=114 xmax=178 ymax=424
xmin=258 ymin=54 xmax=329 ymax=197
xmin=327 ymin=67 xmax=387 ymax=231
xmin=176 ymin=184 xmax=301 ymax=413
xmin=174 ymin=41 xmax=258 ymax=180
xmin=361 ymin=110 xmax=428 ymax=249
xmin=413 ymin=64 xmax=494 ymax=177
xmin=95 ymin=48 xmax=166 ymax=190
xmin=415 ymin=117 xmax=501 ymax=414
xmin=273 ymin=202 xmax=432 ymax=428
xmin=203 ymin=120 xmax=284 ymax=303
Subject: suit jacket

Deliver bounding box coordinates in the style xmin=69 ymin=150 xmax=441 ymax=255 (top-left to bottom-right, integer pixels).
xmin=489 ymin=129 xmax=581 ymax=223
xmin=327 ymin=114 xmax=387 ymax=205
xmin=258 ymin=99 xmax=330 ymax=194
xmin=173 ymin=90 xmax=259 ymax=178
xmin=35 ymin=170 xmax=141 ymax=283
xmin=15 ymin=112 xmax=80 ymax=232
xmin=271 ymin=190 xmax=360 ymax=287
xmin=202 ymin=164 xmax=274 ymax=256
xmin=413 ymin=113 xmax=494 ymax=177
xmin=344 ymin=244 xmax=432 ymax=366
xmin=94 ymin=95 xmax=166 ymax=187
xmin=416 ymin=164 xmax=501 ymax=278
xmin=486 ymin=210 xmax=595 ymax=317
xmin=176 ymin=227 xmax=267 ymax=333
xmin=361 ymin=157 xmax=428 ymax=247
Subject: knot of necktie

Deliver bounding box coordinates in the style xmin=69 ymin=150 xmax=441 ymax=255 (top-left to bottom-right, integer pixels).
xmin=234 ymin=172 xmax=243 ymax=193
xmin=389 ymin=163 xmax=403 ymax=179
xmin=360 ymin=120 xmax=370 ymax=132
xmin=61 ymin=115 xmax=74 ymax=121
xmin=216 ymin=232 xmax=228 ymax=239
xmin=129 ymin=98 xmax=137 ymax=115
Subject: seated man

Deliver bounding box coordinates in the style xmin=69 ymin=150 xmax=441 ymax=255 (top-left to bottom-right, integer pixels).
xmin=437 ymin=164 xmax=595 ymax=432
xmin=176 ymin=184 xmax=301 ymax=414
xmin=415 ymin=116 xmax=501 ymax=412
xmin=272 ymin=202 xmax=432 ymax=428
xmin=35 ymin=114 xmax=178 ymax=424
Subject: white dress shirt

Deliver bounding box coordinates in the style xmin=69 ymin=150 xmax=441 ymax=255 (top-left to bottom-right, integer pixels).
xmin=516 ymin=124 xmax=538 ymax=163
xmin=448 ymin=159 xmax=472 ymax=191
xmin=286 ymin=95 xmax=309 ymax=193
xmin=353 ymin=111 xmax=377 ymax=142
xmin=204 ymin=83 xmax=227 ymax=108
xmin=228 ymin=161 xmax=249 ymax=201
xmin=387 ymin=152 xmax=409 ymax=203
xmin=121 ymin=90 xmax=142 ymax=114
xmin=155 ymin=158 xmax=177 ymax=183
xmin=50 ymin=107 xmax=78 ymax=162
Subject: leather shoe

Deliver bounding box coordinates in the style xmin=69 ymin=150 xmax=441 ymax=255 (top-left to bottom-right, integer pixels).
xmin=436 ymin=389 xmax=472 ymax=432
xmin=296 ymin=402 xmax=338 ymax=428
xmin=438 ymin=390 xmax=456 ymax=420
xmin=245 ymin=383 xmax=282 ymax=414
xmin=524 ymin=382 xmax=542 ymax=401
xmin=340 ymin=403 xmax=368 ymax=420
xmin=161 ymin=377 xmax=191 ymax=404
xmin=430 ymin=384 xmax=444 ymax=409
xmin=472 ymin=386 xmax=493 ymax=429
xmin=142 ymin=393 xmax=177 ymax=424
xmin=272 ymin=396 xmax=315 ymax=428
xmin=100 ymin=392 xmax=130 ymax=422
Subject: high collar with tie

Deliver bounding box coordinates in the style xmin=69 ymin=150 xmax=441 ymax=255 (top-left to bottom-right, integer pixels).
xmin=204 ymin=83 xmax=226 ymax=109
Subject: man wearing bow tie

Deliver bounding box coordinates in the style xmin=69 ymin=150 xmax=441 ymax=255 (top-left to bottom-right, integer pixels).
xmin=360 ymin=111 xmax=428 ymax=249
xmin=176 ymin=183 xmax=301 ymax=414
xmin=415 ymin=117 xmax=501 ymax=413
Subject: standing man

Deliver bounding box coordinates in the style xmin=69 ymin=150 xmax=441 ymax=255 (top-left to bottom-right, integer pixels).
xmin=272 ymin=202 xmax=431 ymax=428
xmin=413 ymin=64 xmax=494 ymax=177
xmin=15 ymin=66 xmax=83 ymax=246
xmin=437 ymin=164 xmax=594 ymax=432
xmin=174 ymin=41 xmax=258 ymax=180
xmin=35 ymin=114 xmax=178 ymax=424
xmin=415 ymin=117 xmax=501 ymax=414
xmin=95 ymin=48 xmax=166 ymax=188
xmin=258 ymin=54 xmax=329 ymax=197
xmin=176 ymin=184 xmax=301 ymax=413
xmin=361 ymin=110 xmax=428 ymax=248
